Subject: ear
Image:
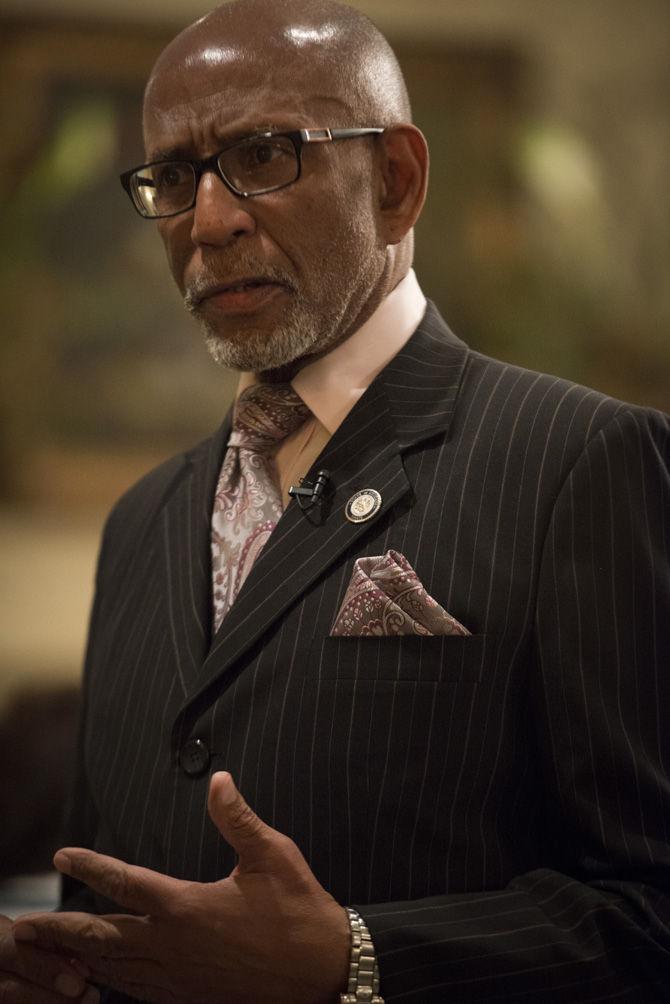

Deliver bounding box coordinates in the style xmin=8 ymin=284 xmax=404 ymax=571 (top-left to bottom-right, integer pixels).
xmin=376 ymin=125 xmax=429 ymax=246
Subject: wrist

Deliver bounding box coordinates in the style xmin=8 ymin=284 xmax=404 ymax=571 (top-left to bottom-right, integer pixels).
xmin=339 ymin=907 xmax=384 ymax=1004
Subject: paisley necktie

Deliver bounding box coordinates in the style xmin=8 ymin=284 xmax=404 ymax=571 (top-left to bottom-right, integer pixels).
xmin=211 ymin=383 xmax=310 ymax=633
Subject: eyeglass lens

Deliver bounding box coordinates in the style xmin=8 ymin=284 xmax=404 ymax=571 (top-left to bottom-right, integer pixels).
xmin=131 ymin=135 xmax=300 ymax=217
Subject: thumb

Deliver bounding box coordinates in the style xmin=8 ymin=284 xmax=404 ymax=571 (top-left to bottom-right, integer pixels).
xmin=208 ymin=771 xmax=277 ymax=867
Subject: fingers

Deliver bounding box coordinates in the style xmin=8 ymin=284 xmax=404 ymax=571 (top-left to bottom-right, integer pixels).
xmin=10 ymin=915 xmax=166 ymax=1002
xmin=207 ymin=772 xmax=272 ymax=856
xmin=0 ymin=975 xmax=99 ymax=1004
xmin=13 ymin=913 xmax=141 ymax=961
xmin=207 ymin=772 xmax=306 ymax=876
xmin=52 ymin=850 xmax=172 ymax=917
xmin=0 ymin=918 xmax=96 ymax=1002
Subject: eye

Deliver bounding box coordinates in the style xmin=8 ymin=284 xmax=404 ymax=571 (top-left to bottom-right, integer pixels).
xmin=154 ymin=163 xmax=190 ymax=189
xmin=219 ymin=136 xmax=297 ymax=193
xmin=251 ymin=142 xmax=275 ymax=166
xmin=244 ymin=139 xmax=292 ymax=169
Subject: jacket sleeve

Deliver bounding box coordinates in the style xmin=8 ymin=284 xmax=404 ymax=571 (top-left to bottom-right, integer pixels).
xmin=59 ymin=453 xmax=188 ymax=915
xmin=360 ymin=407 xmax=670 ymax=1002
xmin=59 ymin=524 xmax=107 ymax=915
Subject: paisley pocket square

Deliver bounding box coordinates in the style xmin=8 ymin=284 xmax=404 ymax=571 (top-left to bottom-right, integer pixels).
xmin=330 ymin=549 xmax=471 ymax=637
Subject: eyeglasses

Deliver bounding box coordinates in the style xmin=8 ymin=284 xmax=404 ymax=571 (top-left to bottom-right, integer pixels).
xmin=120 ymin=127 xmax=384 ymax=219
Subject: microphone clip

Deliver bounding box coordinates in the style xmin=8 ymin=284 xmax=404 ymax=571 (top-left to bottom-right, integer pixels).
xmin=288 ymin=469 xmax=331 ymax=515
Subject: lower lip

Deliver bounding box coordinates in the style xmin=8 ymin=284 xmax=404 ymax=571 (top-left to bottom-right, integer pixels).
xmin=201 ymin=283 xmax=287 ymax=315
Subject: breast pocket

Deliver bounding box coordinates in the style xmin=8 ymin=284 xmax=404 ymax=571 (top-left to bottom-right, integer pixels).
xmin=301 ymin=634 xmax=495 ymax=900
xmin=310 ymin=633 xmax=489 ymax=684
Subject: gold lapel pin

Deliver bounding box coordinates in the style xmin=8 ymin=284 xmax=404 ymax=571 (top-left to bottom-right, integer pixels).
xmin=345 ymin=489 xmax=382 ymax=523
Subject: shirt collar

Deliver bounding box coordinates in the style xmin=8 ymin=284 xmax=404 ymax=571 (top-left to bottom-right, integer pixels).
xmin=237 ymin=269 xmax=426 ymax=435
xmin=292 ymin=269 xmax=426 ymax=434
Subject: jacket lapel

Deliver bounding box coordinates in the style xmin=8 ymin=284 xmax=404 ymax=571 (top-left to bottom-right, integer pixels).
xmin=156 ymin=419 xmax=230 ymax=694
xmin=381 ymin=301 xmax=469 ymax=449
xmin=182 ymin=302 xmax=469 ymax=700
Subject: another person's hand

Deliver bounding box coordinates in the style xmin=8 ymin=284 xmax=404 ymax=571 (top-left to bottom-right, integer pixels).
xmin=13 ymin=772 xmax=350 ymax=1004
xmin=0 ymin=914 xmax=97 ymax=1003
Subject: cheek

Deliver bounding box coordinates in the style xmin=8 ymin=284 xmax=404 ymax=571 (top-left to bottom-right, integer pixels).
xmin=289 ymin=158 xmax=378 ymax=254
xmin=158 ymin=219 xmax=192 ymax=292
xmin=301 ymin=185 xmax=376 ymax=256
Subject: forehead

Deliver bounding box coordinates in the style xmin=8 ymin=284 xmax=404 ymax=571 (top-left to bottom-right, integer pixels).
xmin=143 ymin=46 xmax=351 ymax=157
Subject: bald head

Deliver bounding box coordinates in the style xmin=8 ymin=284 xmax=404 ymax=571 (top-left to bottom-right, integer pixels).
xmin=144 ymin=0 xmax=411 ymax=136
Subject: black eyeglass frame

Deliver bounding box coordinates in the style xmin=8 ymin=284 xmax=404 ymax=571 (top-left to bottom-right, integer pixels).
xmin=120 ymin=127 xmax=385 ymax=219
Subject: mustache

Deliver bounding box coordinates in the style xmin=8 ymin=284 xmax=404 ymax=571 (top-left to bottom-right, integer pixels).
xmin=183 ymin=259 xmax=297 ymax=312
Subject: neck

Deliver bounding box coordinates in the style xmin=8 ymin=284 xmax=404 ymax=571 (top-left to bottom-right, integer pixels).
xmin=257 ymin=240 xmax=413 ymax=384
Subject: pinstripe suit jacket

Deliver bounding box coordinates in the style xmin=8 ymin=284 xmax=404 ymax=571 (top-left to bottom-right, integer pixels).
xmin=64 ymin=303 xmax=670 ymax=1001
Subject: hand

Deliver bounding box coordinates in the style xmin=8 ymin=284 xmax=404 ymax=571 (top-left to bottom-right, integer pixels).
xmin=13 ymin=772 xmax=350 ymax=1004
xmin=0 ymin=913 xmax=97 ymax=1003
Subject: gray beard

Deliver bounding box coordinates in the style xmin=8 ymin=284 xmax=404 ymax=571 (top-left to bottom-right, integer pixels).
xmin=183 ymin=269 xmax=334 ymax=375
xmin=183 ymin=225 xmax=385 ymax=376
xmin=199 ymin=299 xmax=319 ymax=373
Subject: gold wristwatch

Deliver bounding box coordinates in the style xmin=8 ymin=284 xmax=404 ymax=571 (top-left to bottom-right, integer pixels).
xmin=339 ymin=907 xmax=384 ymax=1004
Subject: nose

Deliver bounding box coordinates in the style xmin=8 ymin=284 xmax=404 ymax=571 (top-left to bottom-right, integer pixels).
xmin=190 ymin=171 xmax=256 ymax=247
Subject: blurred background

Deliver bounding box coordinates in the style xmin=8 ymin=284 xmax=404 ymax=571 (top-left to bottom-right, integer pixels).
xmin=0 ymin=0 xmax=669 ymax=900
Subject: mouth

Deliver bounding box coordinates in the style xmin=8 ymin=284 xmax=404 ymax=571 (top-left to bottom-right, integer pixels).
xmin=190 ymin=277 xmax=291 ymax=315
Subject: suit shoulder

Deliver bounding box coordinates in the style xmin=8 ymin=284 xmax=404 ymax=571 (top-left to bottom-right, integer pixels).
xmin=414 ymin=304 xmax=666 ymax=444
xmin=102 ymin=435 xmax=214 ymax=546
xmin=460 ymin=346 xmax=666 ymax=446
xmin=107 ymin=451 xmax=187 ymax=526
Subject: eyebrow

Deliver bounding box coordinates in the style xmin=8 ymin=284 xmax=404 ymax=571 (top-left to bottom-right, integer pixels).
xmin=146 ymin=123 xmax=285 ymax=164
xmin=147 ymin=147 xmax=189 ymax=163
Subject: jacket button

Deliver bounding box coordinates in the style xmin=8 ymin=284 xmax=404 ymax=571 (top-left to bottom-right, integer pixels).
xmin=179 ymin=738 xmax=210 ymax=777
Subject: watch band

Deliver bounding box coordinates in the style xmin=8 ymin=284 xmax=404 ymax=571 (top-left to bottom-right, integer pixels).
xmin=339 ymin=907 xmax=384 ymax=1004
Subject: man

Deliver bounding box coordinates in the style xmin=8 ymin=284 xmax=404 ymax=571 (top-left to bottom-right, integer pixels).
xmin=5 ymin=0 xmax=670 ymax=1000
